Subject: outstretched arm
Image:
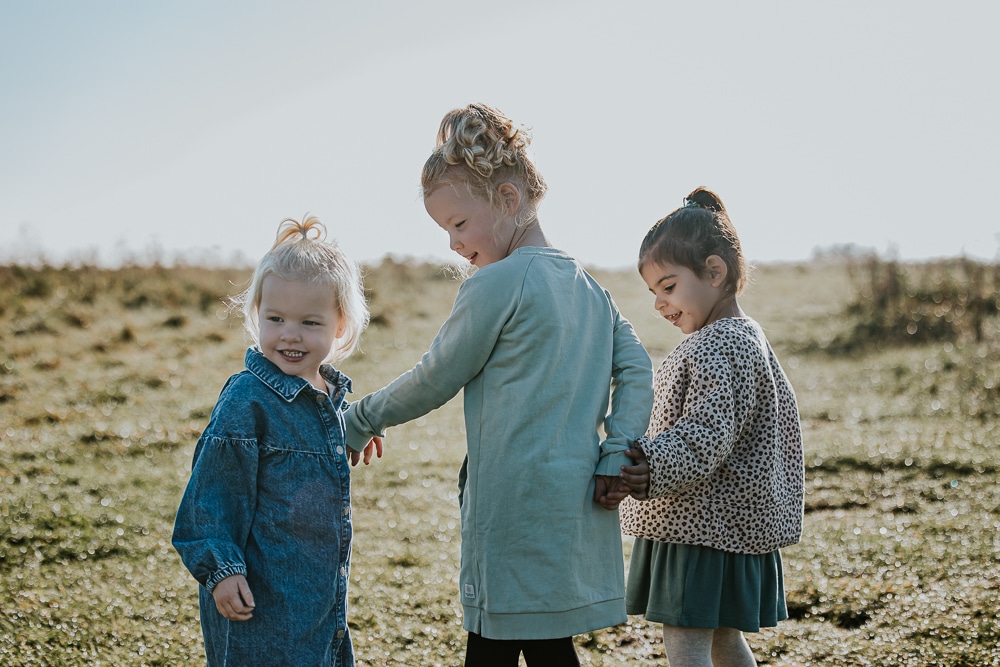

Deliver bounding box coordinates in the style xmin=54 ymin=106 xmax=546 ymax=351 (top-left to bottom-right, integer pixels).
xmin=344 ymin=276 xmax=515 ymax=451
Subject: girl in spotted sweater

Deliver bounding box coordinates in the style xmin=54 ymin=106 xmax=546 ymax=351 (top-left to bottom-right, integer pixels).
xmin=619 ymin=188 xmax=804 ymax=667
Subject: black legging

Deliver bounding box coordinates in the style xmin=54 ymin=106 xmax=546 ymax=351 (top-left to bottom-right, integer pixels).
xmin=464 ymin=632 xmax=581 ymax=667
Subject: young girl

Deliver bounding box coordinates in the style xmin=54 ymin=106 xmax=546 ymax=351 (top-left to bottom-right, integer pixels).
xmin=343 ymin=103 xmax=653 ymax=666
xmin=619 ymin=188 xmax=805 ymax=667
xmin=172 ymin=216 xmax=378 ymax=667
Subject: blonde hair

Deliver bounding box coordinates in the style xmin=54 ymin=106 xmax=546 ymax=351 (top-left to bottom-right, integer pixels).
xmin=234 ymin=215 xmax=369 ymax=363
xmin=421 ymin=103 xmax=547 ymax=222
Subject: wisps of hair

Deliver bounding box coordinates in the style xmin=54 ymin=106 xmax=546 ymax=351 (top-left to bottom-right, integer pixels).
xmin=232 ymin=214 xmax=369 ymax=363
xmin=420 ymin=103 xmax=547 ymax=215
xmin=638 ymin=187 xmax=748 ymax=295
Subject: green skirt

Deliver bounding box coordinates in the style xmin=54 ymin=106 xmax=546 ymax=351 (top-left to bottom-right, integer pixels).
xmin=626 ymin=539 xmax=787 ymax=633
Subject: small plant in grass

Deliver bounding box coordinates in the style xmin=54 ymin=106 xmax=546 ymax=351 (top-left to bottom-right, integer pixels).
xmin=819 ymin=255 xmax=1000 ymax=353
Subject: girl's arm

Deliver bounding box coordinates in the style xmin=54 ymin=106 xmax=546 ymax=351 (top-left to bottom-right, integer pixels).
xmin=644 ymin=346 xmax=753 ymax=498
xmin=172 ymin=387 xmax=260 ymax=592
xmin=595 ymin=302 xmax=654 ymax=477
xmin=344 ymin=275 xmax=514 ymax=450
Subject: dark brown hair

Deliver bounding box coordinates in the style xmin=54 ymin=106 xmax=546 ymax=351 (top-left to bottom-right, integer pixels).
xmin=638 ymin=187 xmax=747 ymax=294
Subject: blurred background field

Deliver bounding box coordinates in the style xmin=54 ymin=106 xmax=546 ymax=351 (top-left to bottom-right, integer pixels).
xmin=1 ymin=256 xmax=998 ymax=666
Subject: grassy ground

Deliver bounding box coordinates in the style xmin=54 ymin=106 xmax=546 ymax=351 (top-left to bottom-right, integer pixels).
xmin=0 ymin=259 xmax=997 ymax=666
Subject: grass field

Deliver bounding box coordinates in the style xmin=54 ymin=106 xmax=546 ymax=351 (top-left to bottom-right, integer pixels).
xmin=1 ymin=258 xmax=998 ymax=666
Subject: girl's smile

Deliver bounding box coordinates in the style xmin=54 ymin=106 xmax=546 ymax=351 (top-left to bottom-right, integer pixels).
xmin=257 ymin=275 xmax=346 ymax=388
xmin=640 ymin=258 xmax=742 ymax=334
xmin=425 ymin=183 xmax=512 ymax=268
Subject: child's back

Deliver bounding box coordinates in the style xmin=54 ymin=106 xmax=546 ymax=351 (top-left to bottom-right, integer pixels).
xmin=434 ymin=246 xmax=651 ymax=637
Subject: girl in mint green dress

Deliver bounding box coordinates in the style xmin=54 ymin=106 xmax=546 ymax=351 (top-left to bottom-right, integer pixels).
xmin=345 ymin=103 xmax=653 ymax=666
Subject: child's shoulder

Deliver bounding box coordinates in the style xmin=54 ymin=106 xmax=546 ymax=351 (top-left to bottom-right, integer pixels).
xmin=460 ymin=249 xmax=545 ymax=295
xmin=215 ymin=368 xmax=269 ymax=403
xmin=681 ymin=318 xmax=766 ymax=357
xmin=702 ymin=316 xmax=762 ymax=338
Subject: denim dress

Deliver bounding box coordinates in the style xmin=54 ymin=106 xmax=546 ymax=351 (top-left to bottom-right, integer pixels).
xmin=173 ymin=348 xmax=356 ymax=667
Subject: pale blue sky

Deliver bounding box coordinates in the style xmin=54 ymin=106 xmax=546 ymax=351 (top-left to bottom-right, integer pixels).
xmin=2 ymin=0 xmax=997 ymax=268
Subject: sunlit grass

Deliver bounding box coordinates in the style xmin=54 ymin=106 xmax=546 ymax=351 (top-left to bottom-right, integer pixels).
xmin=1 ymin=259 xmax=998 ymax=665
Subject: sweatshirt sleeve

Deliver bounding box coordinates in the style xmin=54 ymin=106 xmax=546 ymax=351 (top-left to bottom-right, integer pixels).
xmin=344 ymin=273 xmax=516 ymax=450
xmin=171 ymin=389 xmax=259 ymax=591
xmin=595 ymin=299 xmax=653 ymax=476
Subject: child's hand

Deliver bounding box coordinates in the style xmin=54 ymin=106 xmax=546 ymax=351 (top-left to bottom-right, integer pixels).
xmin=594 ymin=475 xmax=632 ymax=510
xmin=348 ymin=436 xmax=383 ymax=466
xmin=594 ymin=446 xmax=651 ymax=509
xmin=618 ymin=446 xmax=650 ymax=500
xmin=212 ymin=574 xmax=255 ymax=621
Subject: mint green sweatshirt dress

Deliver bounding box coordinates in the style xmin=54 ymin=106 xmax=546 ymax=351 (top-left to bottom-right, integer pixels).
xmin=345 ymin=247 xmax=653 ymax=640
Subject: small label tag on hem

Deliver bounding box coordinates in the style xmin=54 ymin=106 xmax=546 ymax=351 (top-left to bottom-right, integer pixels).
xmin=463 ymin=584 xmax=475 ymax=598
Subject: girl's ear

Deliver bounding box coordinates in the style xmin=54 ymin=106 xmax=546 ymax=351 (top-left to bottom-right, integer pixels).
xmin=705 ymin=255 xmax=729 ymax=288
xmin=496 ymin=182 xmax=521 ymax=215
xmin=335 ymin=317 xmax=348 ymax=339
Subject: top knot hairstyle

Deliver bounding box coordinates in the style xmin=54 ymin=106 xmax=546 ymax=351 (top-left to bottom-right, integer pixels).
xmin=234 ymin=215 xmax=369 ymax=363
xmin=420 ymin=103 xmax=547 ymax=215
xmin=638 ymin=187 xmax=748 ymax=295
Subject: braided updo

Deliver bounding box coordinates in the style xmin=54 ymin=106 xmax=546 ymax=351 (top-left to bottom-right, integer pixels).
xmin=421 ymin=103 xmax=547 ymax=215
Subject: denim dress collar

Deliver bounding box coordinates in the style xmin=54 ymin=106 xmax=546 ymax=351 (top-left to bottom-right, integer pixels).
xmin=244 ymin=347 xmax=352 ymax=405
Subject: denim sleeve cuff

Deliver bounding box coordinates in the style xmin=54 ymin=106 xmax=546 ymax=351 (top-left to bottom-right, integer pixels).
xmin=206 ymin=563 xmax=248 ymax=592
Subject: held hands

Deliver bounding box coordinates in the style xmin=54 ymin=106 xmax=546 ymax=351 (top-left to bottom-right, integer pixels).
xmin=594 ymin=445 xmax=650 ymax=510
xmin=212 ymin=574 xmax=255 ymax=621
xmin=348 ymin=436 xmax=384 ymax=466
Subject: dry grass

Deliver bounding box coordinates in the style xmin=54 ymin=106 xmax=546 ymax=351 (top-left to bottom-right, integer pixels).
xmin=1 ymin=258 xmax=998 ymax=666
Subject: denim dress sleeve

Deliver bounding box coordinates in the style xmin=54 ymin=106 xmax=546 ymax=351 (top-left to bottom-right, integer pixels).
xmin=172 ymin=374 xmax=260 ymax=591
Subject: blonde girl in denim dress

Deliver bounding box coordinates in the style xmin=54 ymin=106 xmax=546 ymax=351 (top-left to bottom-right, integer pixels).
xmin=173 ymin=216 xmax=379 ymax=667
xmin=619 ymin=188 xmax=805 ymax=666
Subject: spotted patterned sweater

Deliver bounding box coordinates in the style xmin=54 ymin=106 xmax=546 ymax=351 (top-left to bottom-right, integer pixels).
xmin=620 ymin=317 xmax=804 ymax=555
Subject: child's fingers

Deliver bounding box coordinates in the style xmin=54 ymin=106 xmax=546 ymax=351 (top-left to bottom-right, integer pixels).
xmin=237 ymin=578 xmax=255 ymax=610
xmin=222 ymin=601 xmax=254 ymax=621
xmin=618 ymin=468 xmax=647 ymax=482
xmin=363 ymin=437 xmax=379 ymax=465
xmin=623 ymin=445 xmax=647 ymax=461
xmin=595 ymin=476 xmax=634 ymax=510
xmin=619 ymin=463 xmax=649 ymax=500
xmin=213 ymin=576 xmax=255 ymax=621
xmin=593 ymin=475 xmax=609 ymax=504
xmin=619 ymin=446 xmax=650 ymax=499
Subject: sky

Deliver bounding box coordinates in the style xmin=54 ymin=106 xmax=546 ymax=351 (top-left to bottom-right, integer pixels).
xmin=1 ymin=0 xmax=998 ymax=270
